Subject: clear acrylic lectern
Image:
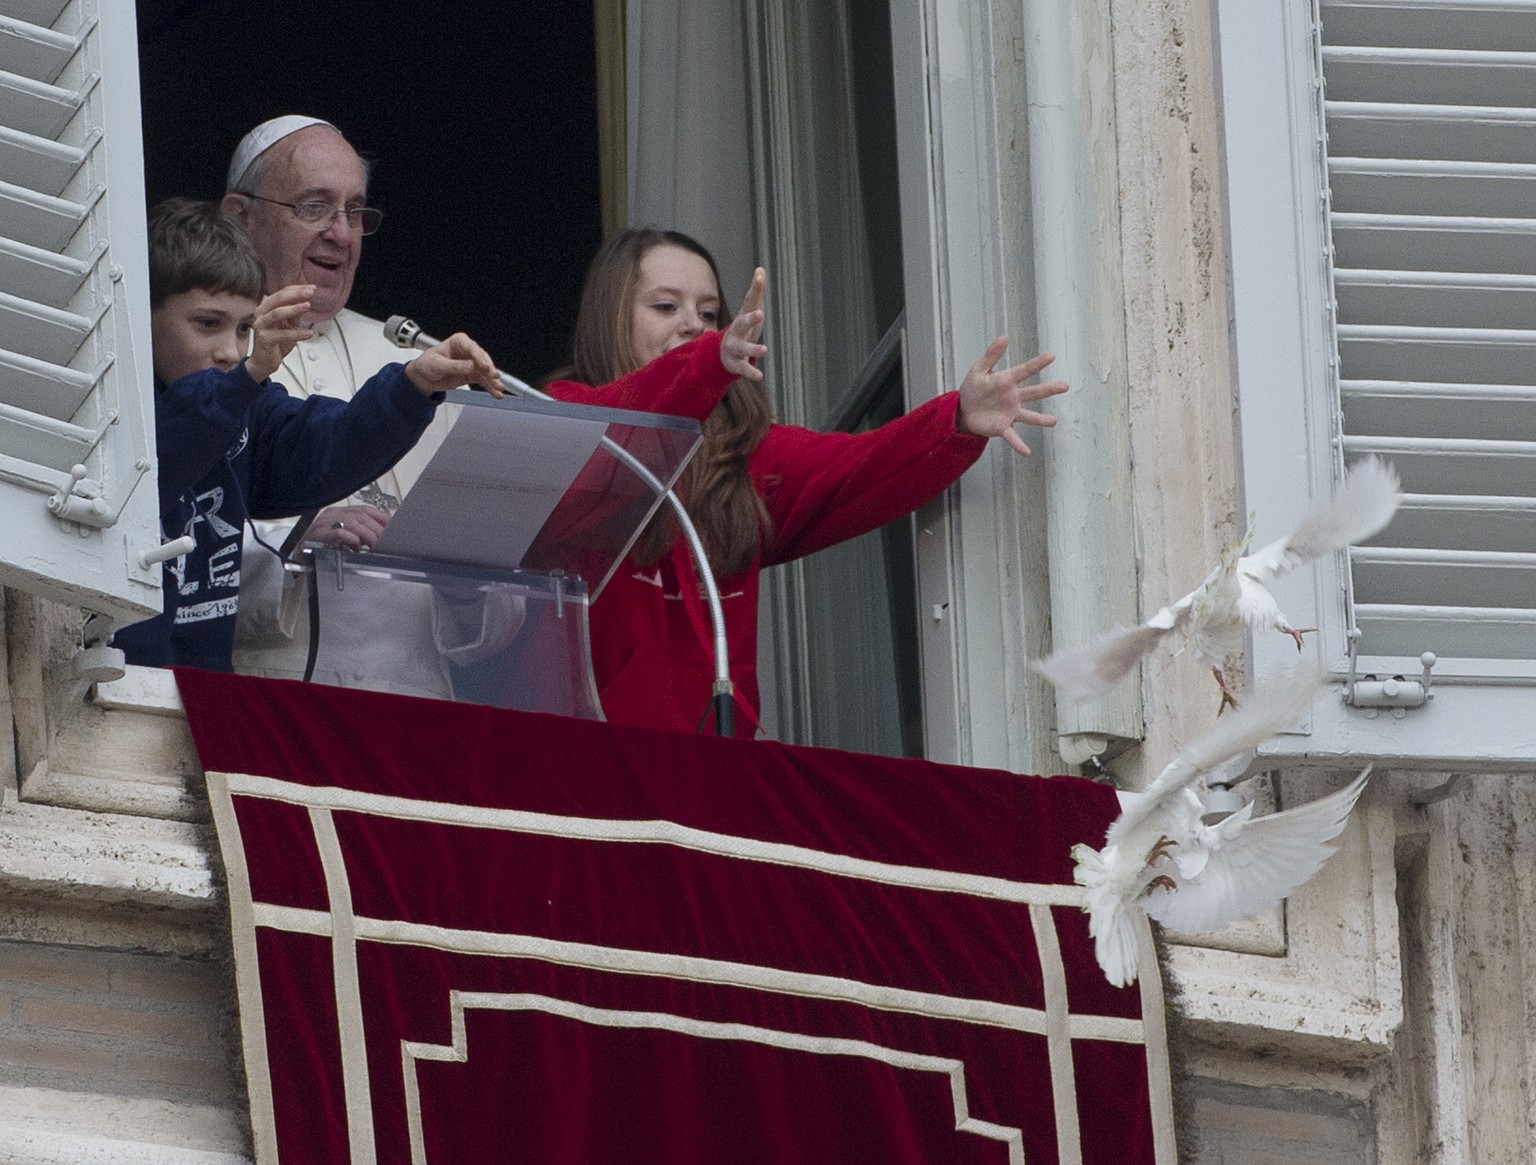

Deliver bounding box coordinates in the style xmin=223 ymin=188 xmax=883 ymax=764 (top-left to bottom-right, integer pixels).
xmin=294 ymin=393 xmax=701 ymax=717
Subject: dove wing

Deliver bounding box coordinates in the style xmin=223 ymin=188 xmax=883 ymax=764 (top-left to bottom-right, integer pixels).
xmin=1144 ymin=766 xmax=1371 ymax=934
xmin=1108 ymin=667 xmax=1323 ymax=846
xmin=1032 ymin=622 xmax=1171 ymax=700
xmin=1072 ymin=844 xmax=1145 ymax=988
xmin=1243 ymin=457 xmax=1403 ymax=585
xmin=1032 ymin=582 xmax=1207 ymax=701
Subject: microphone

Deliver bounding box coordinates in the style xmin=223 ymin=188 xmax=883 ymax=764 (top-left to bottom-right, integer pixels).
xmin=382 ymin=315 xmax=737 ymax=736
xmin=383 ymin=314 xmax=426 ymax=351
xmin=385 ymin=316 xmax=544 ymax=399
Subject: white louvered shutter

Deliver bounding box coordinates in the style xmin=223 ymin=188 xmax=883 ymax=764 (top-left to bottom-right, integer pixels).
xmin=1217 ymin=0 xmax=1536 ymax=767
xmin=1323 ymin=0 xmax=1536 ymax=669
xmin=0 ymin=0 xmax=161 ymax=628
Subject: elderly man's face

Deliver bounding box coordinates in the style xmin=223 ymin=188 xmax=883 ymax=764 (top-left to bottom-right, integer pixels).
xmin=240 ymin=127 xmax=368 ymax=324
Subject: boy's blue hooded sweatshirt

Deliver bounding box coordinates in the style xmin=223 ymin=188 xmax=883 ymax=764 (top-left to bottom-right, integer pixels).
xmin=115 ymin=360 xmax=438 ymax=671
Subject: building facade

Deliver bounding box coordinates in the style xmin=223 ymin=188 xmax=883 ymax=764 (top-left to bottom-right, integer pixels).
xmin=1 ymin=0 xmax=1531 ymax=1159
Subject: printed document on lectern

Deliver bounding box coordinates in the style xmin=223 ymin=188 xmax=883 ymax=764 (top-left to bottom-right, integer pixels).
xmin=372 ymin=402 xmax=606 ymax=571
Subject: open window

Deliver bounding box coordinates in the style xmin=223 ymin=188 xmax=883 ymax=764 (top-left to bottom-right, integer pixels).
xmin=744 ymin=0 xmax=926 ymax=757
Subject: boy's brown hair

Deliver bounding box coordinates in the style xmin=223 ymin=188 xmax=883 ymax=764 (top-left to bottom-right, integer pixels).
xmin=147 ymin=197 xmax=265 ymax=306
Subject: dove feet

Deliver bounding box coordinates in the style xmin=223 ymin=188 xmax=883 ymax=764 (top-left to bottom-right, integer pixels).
xmin=1212 ymin=667 xmax=1240 ymax=715
xmin=1284 ymin=626 xmax=1317 ymax=651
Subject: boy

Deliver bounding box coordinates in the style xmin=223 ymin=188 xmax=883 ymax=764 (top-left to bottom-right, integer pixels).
xmin=115 ymin=198 xmax=501 ymax=671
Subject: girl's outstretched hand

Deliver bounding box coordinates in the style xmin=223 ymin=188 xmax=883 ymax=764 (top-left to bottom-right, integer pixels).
xmin=721 ymin=267 xmax=768 ymax=381
xmin=955 ymin=338 xmax=1068 ymax=456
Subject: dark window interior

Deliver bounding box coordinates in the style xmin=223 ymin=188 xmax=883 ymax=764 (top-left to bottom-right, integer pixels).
xmin=136 ymin=1 xmax=604 ymax=384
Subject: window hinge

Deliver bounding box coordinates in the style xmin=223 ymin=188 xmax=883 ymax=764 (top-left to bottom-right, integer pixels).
xmin=1343 ymin=628 xmax=1436 ymax=716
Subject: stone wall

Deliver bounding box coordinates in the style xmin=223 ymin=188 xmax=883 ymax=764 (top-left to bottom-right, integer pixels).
xmin=1108 ymin=2 xmax=1536 ymax=1161
xmin=0 ymin=589 xmax=247 ymax=1163
xmin=1 ymin=3 xmax=1528 ymax=1160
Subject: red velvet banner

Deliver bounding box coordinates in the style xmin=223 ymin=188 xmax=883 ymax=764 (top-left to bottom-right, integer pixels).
xmin=178 ymin=670 xmax=1173 ymax=1164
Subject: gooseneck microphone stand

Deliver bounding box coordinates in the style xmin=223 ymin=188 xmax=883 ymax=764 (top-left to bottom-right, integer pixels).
xmin=384 ymin=317 xmax=735 ymax=737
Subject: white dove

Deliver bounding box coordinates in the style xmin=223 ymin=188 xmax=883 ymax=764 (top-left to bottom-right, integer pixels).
xmin=1141 ymin=765 xmax=1370 ymax=937
xmin=1072 ymin=667 xmax=1348 ymax=988
xmin=1034 ymin=457 xmax=1402 ymax=711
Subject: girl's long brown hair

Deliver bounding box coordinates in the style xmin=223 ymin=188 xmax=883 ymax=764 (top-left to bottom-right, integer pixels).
xmin=568 ymin=229 xmax=773 ymax=578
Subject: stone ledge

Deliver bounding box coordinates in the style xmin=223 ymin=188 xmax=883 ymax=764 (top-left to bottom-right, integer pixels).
xmin=0 ymin=794 xmax=216 ymax=912
xmin=20 ymin=759 xmax=206 ymax=824
xmin=94 ymin=667 xmax=184 ymax=718
xmin=0 ymin=1084 xmax=247 ymax=1164
xmin=18 ymin=667 xmax=204 ymax=823
xmin=1168 ymin=966 xmax=1398 ymax=1064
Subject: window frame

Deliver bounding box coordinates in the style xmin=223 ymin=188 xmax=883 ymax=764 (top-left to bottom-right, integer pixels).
xmin=894 ymin=0 xmax=1141 ymax=771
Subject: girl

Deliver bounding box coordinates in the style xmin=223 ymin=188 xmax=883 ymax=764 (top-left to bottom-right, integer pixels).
xmin=546 ymin=228 xmax=1066 ymax=736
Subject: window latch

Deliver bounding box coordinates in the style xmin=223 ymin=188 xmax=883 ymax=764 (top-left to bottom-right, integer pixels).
xmin=1343 ymin=628 xmax=1436 ymax=716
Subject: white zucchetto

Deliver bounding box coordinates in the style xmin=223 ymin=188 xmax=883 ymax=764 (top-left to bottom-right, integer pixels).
xmin=226 ymin=115 xmax=337 ymax=191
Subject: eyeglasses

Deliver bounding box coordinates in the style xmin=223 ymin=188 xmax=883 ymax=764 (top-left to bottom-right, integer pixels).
xmin=238 ymin=192 xmax=384 ymax=235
